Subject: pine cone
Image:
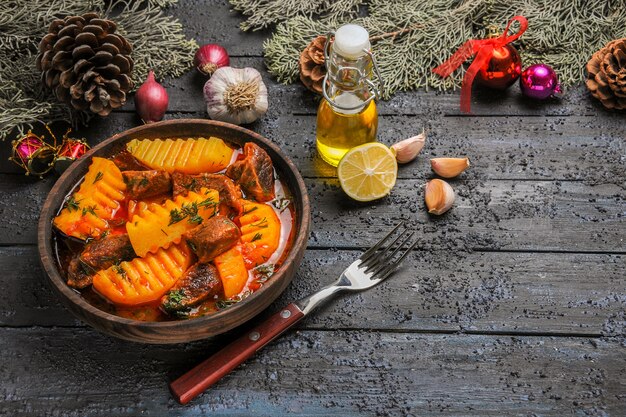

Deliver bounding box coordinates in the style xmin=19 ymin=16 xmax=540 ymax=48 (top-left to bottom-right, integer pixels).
xmin=36 ymin=13 xmax=134 ymax=116
xmin=299 ymin=36 xmax=327 ymax=94
xmin=586 ymin=38 xmax=626 ymax=110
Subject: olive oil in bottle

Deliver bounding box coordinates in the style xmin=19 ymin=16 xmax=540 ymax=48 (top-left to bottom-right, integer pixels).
xmin=315 ymin=24 xmax=383 ymax=167
xmin=316 ymin=96 xmax=377 ymax=166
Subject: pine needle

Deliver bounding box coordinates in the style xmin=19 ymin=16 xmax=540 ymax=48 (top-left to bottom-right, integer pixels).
xmin=244 ymin=0 xmax=626 ymax=98
xmin=0 ymin=0 xmax=196 ymax=141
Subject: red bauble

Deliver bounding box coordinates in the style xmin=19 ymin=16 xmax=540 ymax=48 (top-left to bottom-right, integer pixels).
xmin=475 ymin=44 xmax=522 ymax=90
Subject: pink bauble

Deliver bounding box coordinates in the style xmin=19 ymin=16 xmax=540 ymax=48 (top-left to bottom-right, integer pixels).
xmin=15 ymin=135 xmax=45 ymax=160
xmin=520 ymin=64 xmax=562 ymax=100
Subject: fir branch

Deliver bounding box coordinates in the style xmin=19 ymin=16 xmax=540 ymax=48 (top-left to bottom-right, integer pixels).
xmin=0 ymin=0 xmax=196 ymax=141
xmin=256 ymin=0 xmax=626 ymax=98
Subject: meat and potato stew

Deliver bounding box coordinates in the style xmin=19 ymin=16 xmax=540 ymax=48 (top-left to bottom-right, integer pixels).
xmin=53 ymin=137 xmax=295 ymax=321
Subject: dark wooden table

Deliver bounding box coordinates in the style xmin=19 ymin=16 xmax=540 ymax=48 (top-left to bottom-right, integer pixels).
xmin=2 ymin=1 xmax=625 ymax=415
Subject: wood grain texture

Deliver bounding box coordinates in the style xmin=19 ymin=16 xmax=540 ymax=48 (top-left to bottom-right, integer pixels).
xmin=3 ymin=247 xmax=624 ymax=336
xmin=5 ymin=173 xmax=624 ymax=252
xmin=1 ymin=327 xmax=624 ymax=416
xmin=1 ymin=0 xmax=625 ymax=415
xmin=3 ymin=108 xmax=624 ymax=182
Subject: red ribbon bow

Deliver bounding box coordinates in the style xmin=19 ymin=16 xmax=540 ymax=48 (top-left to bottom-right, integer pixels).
xmin=432 ymin=16 xmax=528 ymax=113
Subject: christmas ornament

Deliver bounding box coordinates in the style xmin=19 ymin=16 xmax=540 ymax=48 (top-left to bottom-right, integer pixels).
xmin=9 ymin=132 xmax=56 ymax=177
xmin=520 ymin=64 xmax=562 ymax=100
xmin=53 ymin=135 xmax=90 ymax=174
xmin=135 ymin=71 xmax=169 ymax=124
xmin=36 ymin=12 xmax=134 ymax=116
xmin=432 ymin=16 xmax=528 ymax=113
xmin=194 ymin=44 xmax=230 ymax=76
xmin=475 ymin=27 xmax=522 ymax=90
xmin=299 ymin=36 xmax=327 ymax=94
xmin=586 ymin=38 xmax=626 ymax=110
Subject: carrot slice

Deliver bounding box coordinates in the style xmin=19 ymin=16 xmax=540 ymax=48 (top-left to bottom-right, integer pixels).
xmin=239 ymin=201 xmax=281 ymax=268
xmin=93 ymin=243 xmax=193 ymax=306
xmin=214 ymin=244 xmax=249 ymax=299
xmin=53 ymin=157 xmax=126 ymax=240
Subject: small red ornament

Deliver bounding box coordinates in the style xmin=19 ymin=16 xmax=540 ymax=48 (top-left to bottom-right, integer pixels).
xmin=10 ymin=131 xmax=56 ymax=177
xmin=474 ymin=43 xmax=522 ymax=90
xmin=432 ymin=16 xmax=528 ymax=113
xmin=53 ymin=136 xmax=90 ymax=174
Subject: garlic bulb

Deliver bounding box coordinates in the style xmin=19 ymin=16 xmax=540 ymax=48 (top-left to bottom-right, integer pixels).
xmin=391 ymin=131 xmax=426 ymax=163
xmin=424 ymin=179 xmax=455 ymax=215
xmin=203 ymin=67 xmax=268 ymax=125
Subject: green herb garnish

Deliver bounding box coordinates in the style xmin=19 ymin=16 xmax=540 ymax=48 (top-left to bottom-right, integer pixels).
xmin=181 ymin=202 xmax=203 ymax=224
xmin=92 ymin=171 xmax=104 ymax=184
xmin=65 ymin=196 xmax=82 ymax=212
xmin=183 ymin=178 xmax=198 ymax=191
xmin=198 ymin=196 xmax=217 ymax=209
xmin=254 ymin=264 xmax=275 ymax=284
xmin=162 ymin=289 xmax=187 ymax=313
xmin=82 ymin=205 xmax=97 ymax=217
xmin=271 ymin=197 xmax=291 ymax=212
xmin=216 ymin=291 xmax=251 ymax=310
xmin=242 ymin=205 xmax=258 ymax=215
xmin=251 ymin=232 xmax=262 ymax=242
xmin=250 ymin=217 xmax=268 ymax=228
xmin=168 ymin=289 xmax=185 ymax=304
xmin=79 ymin=259 xmax=97 ymax=276
xmin=112 ymin=264 xmax=127 ymax=279
xmin=168 ymin=208 xmax=185 ymax=225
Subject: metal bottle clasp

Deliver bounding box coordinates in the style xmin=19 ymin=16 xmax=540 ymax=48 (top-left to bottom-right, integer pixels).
xmin=321 ymin=31 xmax=385 ymax=111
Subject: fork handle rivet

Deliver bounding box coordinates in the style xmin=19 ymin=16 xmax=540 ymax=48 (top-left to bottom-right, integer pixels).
xmin=249 ymin=331 xmax=260 ymax=341
xmin=280 ymin=309 xmax=292 ymax=319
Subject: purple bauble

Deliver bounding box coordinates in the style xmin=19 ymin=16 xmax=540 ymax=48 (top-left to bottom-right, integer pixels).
xmin=520 ymin=64 xmax=562 ymax=100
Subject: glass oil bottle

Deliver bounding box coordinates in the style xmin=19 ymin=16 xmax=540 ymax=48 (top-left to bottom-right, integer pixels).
xmin=316 ymin=24 xmax=385 ymax=167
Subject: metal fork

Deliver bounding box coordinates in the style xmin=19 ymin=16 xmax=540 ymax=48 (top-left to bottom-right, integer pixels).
xmin=170 ymin=222 xmax=417 ymax=404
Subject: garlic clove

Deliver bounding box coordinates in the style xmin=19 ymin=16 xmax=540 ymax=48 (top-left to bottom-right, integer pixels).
xmin=430 ymin=157 xmax=470 ymax=178
xmin=424 ymin=179 xmax=455 ymax=215
xmin=390 ymin=131 xmax=426 ymax=164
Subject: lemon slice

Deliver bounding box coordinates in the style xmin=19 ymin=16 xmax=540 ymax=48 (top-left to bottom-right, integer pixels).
xmin=337 ymin=142 xmax=398 ymax=201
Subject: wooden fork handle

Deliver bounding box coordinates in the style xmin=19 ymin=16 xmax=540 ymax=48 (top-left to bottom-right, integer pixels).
xmin=170 ymin=303 xmax=304 ymax=404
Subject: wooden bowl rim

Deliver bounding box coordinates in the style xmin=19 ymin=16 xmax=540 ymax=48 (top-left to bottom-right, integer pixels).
xmin=38 ymin=119 xmax=310 ymax=332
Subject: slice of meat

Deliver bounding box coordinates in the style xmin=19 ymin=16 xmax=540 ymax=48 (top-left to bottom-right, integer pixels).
xmin=160 ymin=263 xmax=223 ymax=313
xmin=66 ymin=256 xmax=95 ymax=289
xmin=66 ymin=234 xmax=136 ymax=289
xmin=122 ymin=170 xmax=172 ymax=199
xmin=112 ymin=150 xmax=149 ymax=171
xmin=81 ymin=233 xmax=136 ymax=270
xmin=184 ymin=215 xmax=241 ymax=263
xmin=226 ymin=143 xmax=275 ymax=202
xmin=172 ymin=172 xmax=243 ymax=214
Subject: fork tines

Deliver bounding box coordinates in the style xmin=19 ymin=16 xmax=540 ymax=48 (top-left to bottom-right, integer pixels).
xmin=359 ymin=222 xmax=418 ymax=280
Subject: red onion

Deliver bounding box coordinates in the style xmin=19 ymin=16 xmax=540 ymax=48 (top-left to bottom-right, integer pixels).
xmin=194 ymin=44 xmax=230 ymax=76
xmin=135 ymin=71 xmax=168 ymax=124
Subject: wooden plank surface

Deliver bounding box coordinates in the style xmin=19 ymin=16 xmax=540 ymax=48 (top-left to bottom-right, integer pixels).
xmin=3 ymin=173 xmax=623 ymax=252
xmin=1 ymin=327 xmax=625 ymax=416
xmin=1 ymin=0 xmax=625 ymax=415
xmin=2 ymin=246 xmax=624 ymax=335
xmin=3 ymin=90 xmax=624 ymax=182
